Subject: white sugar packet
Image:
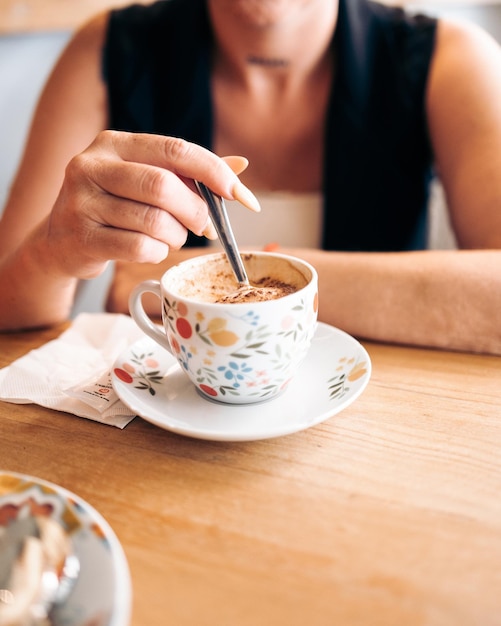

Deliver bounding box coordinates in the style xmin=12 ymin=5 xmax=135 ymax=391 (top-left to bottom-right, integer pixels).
xmin=0 ymin=313 xmax=144 ymax=428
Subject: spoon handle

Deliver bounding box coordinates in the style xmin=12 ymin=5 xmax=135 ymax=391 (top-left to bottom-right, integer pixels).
xmin=195 ymin=181 xmax=250 ymax=286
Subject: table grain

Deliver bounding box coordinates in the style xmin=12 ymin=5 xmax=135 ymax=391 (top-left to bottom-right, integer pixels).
xmin=1 ymin=325 xmax=500 ymax=626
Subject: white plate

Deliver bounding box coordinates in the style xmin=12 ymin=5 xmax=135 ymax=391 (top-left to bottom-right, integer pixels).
xmin=112 ymin=322 xmax=371 ymax=442
xmin=0 ymin=471 xmax=131 ymax=626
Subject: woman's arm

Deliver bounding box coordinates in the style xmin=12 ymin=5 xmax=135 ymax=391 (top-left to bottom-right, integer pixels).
xmin=309 ymin=17 xmax=501 ymax=355
xmin=0 ymin=13 xmax=255 ymax=331
xmin=309 ymin=18 xmax=501 ymax=355
xmin=0 ymin=14 xmax=109 ymax=329
xmin=427 ymin=19 xmax=501 ymax=249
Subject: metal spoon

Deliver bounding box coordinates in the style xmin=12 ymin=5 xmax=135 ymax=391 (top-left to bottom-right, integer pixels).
xmin=0 ymin=515 xmax=79 ymax=625
xmin=195 ymin=181 xmax=250 ymax=286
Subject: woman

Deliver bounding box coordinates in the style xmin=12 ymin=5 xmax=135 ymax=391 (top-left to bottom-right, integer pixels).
xmin=0 ymin=0 xmax=500 ymax=354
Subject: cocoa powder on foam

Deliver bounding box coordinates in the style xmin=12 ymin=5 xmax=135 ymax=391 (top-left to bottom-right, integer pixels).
xmin=214 ymin=277 xmax=297 ymax=304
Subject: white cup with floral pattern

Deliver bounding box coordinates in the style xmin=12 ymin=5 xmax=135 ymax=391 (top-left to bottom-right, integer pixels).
xmin=129 ymin=251 xmax=318 ymax=405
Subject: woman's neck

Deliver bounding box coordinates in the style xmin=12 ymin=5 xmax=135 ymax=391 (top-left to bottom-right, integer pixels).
xmin=207 ymin=0 xmax=338 ymax=91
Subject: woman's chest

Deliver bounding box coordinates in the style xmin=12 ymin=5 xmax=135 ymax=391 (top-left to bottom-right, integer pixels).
xmin=211 ymin=76 xmax=331 ymax=192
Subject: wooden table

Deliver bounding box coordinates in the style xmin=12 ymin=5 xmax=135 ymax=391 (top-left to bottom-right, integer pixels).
xmin=1 ymin=324 xmax=500 ymax=626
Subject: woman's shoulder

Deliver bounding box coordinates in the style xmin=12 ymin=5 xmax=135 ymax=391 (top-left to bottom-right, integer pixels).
xmin=435 ymin=14 xmax=501 ymax=57
xmin=429 ymin=15 xmax=501 ymax=97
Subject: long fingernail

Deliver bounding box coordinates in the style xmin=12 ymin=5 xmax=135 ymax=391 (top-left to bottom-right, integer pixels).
xmin=223 ymin=155 xmax=249 ymax=175
xmin=203 ymin=217 xmax=218 ymax=240
xmin=232 ymin=180 xmax=261 ymax=212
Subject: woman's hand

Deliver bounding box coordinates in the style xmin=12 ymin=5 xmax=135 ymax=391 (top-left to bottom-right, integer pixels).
xmin=43 ymin=131 xmax=259 ymax=279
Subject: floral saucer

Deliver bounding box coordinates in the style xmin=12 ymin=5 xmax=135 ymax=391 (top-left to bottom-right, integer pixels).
xmin=112 ymin=322 xmax=371 ymax=442
xmin=0 ymin=471 xmax=131 ymax=626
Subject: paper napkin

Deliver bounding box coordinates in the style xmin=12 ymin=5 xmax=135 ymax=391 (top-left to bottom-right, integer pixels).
xmin=0 ymin=313 xmax=145 ymax=428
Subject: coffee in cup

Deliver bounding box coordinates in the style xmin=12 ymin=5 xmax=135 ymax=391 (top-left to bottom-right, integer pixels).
xmin=129 ymin=251 xmax=318 ymax=405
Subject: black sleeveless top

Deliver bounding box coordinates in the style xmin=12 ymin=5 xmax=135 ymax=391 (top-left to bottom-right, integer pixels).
xmin=103 ymin=0 xmax=437 ymax=251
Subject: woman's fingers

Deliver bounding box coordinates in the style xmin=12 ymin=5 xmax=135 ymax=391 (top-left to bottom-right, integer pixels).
xmin=91 ymin=131 xmax=261 ymax=211
xmin=93 ymin=224 xmax=172 ymax=265
xmin=53 ymin=132 xmax=262 ymax=275
xmin=96 ymin=195 xmax=190 ymax=249
xmin=79 ymin=156 xmax=210 ymax=236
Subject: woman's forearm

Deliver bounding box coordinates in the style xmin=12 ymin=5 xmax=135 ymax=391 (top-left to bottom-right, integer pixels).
xmin=0 ymin=225 xmax=79 ymax=331
xmin=283 ymin=248 xmax=501 ymax=355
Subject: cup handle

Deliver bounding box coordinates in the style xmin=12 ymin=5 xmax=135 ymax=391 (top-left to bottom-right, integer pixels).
xmin=128 ymin=280 xmax=172 ymax=354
